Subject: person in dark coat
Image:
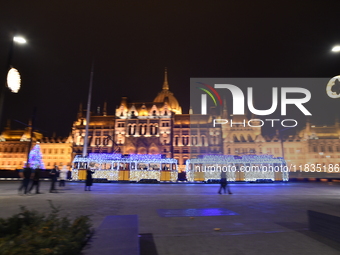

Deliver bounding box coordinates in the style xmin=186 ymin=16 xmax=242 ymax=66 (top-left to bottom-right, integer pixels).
xmin=218 ymin=171 xmax=232 ymax=194
xmin=18 ymin=166 xmax=33 ymax=195
xmin=85 ymin=169 xmax=95 ymax=191
xmin=28 ymin=168 xmax=41 ymax=194
xmin=49 ymin=165 xmax=59 ymax=193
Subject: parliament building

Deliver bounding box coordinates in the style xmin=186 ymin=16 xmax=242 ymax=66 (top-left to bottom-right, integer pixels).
xmin=1 ymin=70 xmax=340 ymax=172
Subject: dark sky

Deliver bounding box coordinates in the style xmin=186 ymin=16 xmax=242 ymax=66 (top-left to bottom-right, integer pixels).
xmin=1 ymin=0 xmax=340 ymax=137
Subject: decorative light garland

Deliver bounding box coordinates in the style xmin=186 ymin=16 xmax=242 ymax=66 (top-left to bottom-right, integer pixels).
xmin=72 ymin=153 xmax=178 ymax=182
xmin=186 ymin=154 xmax=288 ymax=182
xmin=88 ymin=153 xmax=122 ymax=160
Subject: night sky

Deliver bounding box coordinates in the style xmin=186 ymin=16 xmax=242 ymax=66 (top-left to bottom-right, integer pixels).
xmin=1 ymin=1 xmax=340 ymax=137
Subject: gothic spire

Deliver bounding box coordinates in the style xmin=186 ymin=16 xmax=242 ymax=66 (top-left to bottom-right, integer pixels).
xmin=162 ymin=67 xmax=169 ymax=90
xmin=103 ymin=101 xmax=107 ymax=116
xmin=222 ymin=97 xmax=228 ymax=119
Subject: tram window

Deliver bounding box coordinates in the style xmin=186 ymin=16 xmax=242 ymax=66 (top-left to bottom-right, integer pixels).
xmin=150 ymin=163 xmax=160 ymax=170
xmin=138 ymin=163 xmax=148 ymax=170
xmin=105 ymin=163 xmax=112 ymax=170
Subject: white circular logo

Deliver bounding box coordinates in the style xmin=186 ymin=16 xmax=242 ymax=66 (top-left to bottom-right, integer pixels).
xmin=326 ymin=75 xmax=340 ymax=98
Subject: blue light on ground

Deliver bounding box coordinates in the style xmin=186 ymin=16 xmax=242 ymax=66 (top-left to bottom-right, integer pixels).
xmin=157 ymin=208 xmax=239 ymax=217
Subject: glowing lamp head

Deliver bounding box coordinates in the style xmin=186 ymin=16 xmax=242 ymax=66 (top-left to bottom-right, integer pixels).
xmin=332 ymin=45 xmax=340 ymax=52
xmin=7 ymin=68 xmax=21 ymax=93
xmin=13 ymin=36 xmax=26 ymax=44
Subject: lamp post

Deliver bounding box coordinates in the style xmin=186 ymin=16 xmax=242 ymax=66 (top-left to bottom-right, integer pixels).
xmin=0 ymin=35 xmax=26 ymax=130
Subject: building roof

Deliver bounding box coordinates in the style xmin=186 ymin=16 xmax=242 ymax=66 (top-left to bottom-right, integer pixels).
xmin=153 ymin=68 xmax=182 ymax=114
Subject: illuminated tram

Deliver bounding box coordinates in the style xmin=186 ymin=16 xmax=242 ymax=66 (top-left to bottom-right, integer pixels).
xmin=72 ymin=153 xmax=178 ymax=182
xmin=186 ymin=154 xmax=288 ymax=182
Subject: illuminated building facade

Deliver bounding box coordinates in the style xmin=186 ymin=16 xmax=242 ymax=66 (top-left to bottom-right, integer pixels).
xmin=0 ymin=122 xmax=72 ymax=170
xmin=0 ymin=70 xmax=340 ymax=173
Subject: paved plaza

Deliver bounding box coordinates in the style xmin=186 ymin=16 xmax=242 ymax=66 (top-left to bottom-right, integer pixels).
xmin=0 ymin=181 xmax=340 ymax=255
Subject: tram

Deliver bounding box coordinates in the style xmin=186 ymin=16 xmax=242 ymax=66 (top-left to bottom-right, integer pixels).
xmin=186 ymin=154 xmax=288 ymax=182
xmin=72 ymin=153 xmax=178 ymax=182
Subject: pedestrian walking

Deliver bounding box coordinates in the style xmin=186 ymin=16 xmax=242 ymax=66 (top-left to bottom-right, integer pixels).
xmin=218 ymin=171 xmax=232 ymax=194
xmin=50 ymin=165 xmax=59 ymax=193
xmin=18 ymin=165 xmax=33 ymax=195
xmin=28 ymin=168 xmax=41 ymax=194
xmin=85 ymin=168 xmax=95 ymax=191
xmin=59 ymin=165 xmax=68 ymax=187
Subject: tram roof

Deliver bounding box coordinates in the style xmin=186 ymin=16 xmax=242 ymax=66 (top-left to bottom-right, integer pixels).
xmin=73 ymin=153 xmax=177 ymax=163
xmin=187 ymin=154 xmax=286 ymax=164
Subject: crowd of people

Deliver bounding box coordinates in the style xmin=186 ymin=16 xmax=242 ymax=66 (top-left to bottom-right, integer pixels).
xmin=18 ymin=165 xmax=71 ymax=195
xmin=18 ymin=166 xmax=232 ymax=195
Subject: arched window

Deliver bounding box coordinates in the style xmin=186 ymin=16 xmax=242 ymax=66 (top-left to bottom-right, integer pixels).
xmin=192 ymin=136 xmax=197 ymax=145
xmin=240 ymin=135 xmax=246 ymax=142
xmin=182 ymin=136 xmax=189 ymax=146
xmin=150 ymin=124 xmax=158 ymax=135
xmin=175 ymin=136 xmax=179 ymax=146
xmin=201 ymin=136 xmax=206 ymax=146
xmin=131 ymin=124 xmax=136 ymax=135
xmin=95 ymin=138 xmax=101 ymax=145
xmin=233 ymin=135 xmax=239 ymax=142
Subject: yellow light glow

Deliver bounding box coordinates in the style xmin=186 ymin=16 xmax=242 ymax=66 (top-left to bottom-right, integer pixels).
xmin=7 ymin=68 xmax=21 ymax=93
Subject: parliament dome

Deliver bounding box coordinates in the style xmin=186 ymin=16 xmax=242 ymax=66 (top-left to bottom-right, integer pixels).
xmin=153 ymin=68 xmax=182 ymax=114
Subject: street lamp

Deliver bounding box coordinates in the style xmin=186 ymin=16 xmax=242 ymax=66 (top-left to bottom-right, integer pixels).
xmin=7 ymin=68 xmax=21 ymax=93
xmin=332 ymin=45 xmax=340 ymax=52
xmin=13 ymin=36 xmax=26 ymax=44
xmin=0 ymin=35 xmax=27 ymax=129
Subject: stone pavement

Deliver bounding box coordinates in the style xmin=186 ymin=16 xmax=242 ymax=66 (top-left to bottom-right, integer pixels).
xmin=0 ymin=181 xmax=340 ymax=255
